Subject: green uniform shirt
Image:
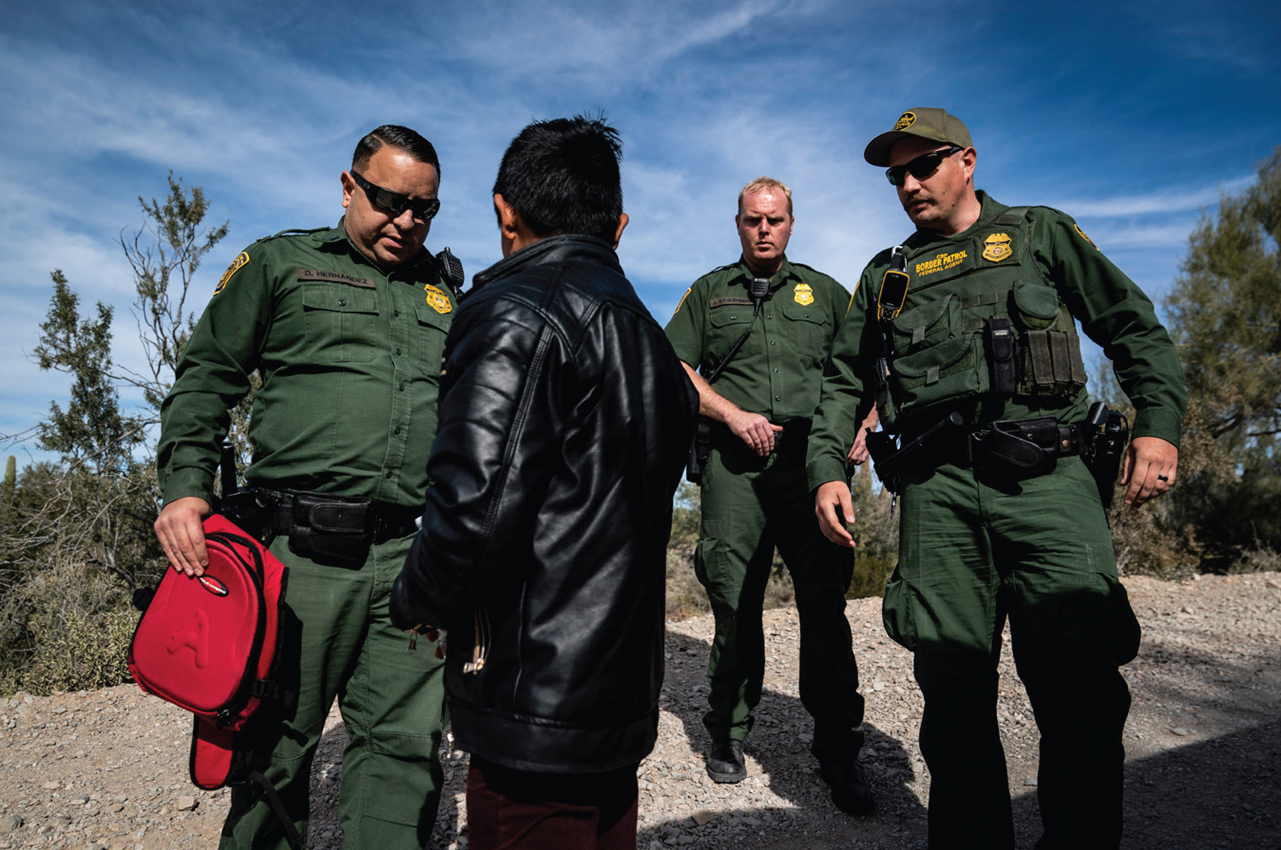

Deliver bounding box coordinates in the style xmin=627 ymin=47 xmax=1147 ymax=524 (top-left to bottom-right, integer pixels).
xmin=157 ymin=219 xmax=455 ymax=509
xmin=807 ymin=192 xmax=1187 ymax=489
xmin=665 ymin=256 xmax=850 ymax=423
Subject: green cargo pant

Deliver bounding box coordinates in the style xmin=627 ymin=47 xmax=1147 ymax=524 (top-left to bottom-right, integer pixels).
xmin=883 ymin=454 xmax=1140 ymax=850
xmin=695 ymin=442 xmax=864 ymax=762
xmin=219 ymin=532 xmax=447 ymax=850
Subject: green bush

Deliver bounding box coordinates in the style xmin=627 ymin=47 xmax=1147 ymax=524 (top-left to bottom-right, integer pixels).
xmin=0 ymin=548 xmax=143 ymax=695
xmin=22 ymin=606 xmax=138 ymax=695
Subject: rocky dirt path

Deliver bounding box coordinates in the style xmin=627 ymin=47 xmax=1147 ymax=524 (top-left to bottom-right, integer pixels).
xmin=1 ymin=572 xmax=1277 ymax=849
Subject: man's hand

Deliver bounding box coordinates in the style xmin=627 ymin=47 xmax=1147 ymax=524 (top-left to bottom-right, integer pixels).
xmin=728 ymin=409 xmax=784 ymax=456
xmin=815 ymin=481 xmax=856 ymax=547
xmin=846 ymin=410 xmax=880 ymax=466
xmin=680 ymin=360 xmax=781 ymax=456
xmin=1120 ymin=436 xmax=1178 ymax=509
xmin=154 ymin=496 xmax=213 ymax=576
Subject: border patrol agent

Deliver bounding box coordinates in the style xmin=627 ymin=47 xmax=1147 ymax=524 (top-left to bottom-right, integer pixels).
xmin=665 ymin=177 xmax=874 ymax=816
xmin=155 ymin=126 xmax=456 ymax=849
xmin=808 ymin=109 xmax=1187 ymax=849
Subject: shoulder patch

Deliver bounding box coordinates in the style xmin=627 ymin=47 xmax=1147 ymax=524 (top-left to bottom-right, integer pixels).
xmin=424 ymin=284 xmax=452 ymax=314
xmin=214 ymin=252 xmax=250 ymax=295
xmin=673 ymin=287 xmax=692 ymax=315
xmin=1073 ymin=224 xmax=1098 ymax=250
xmin=296 ymin=268 xmax=376 ymax=288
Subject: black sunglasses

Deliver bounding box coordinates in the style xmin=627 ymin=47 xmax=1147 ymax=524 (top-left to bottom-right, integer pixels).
xmin=885 ymin=146 xmax=963 ymax=186
xmin=351 ymin=171 xmax=440 ymax=223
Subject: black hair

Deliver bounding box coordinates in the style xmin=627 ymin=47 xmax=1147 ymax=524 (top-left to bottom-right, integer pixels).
xmin=492 ymin=115 xmax=623 ymax=244
xmin=352 ymin=125 xmax=441 ymax=177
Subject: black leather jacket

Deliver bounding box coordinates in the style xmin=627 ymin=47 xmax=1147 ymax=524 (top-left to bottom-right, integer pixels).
xmin=391 ymin=235 xmax=697 ymax=773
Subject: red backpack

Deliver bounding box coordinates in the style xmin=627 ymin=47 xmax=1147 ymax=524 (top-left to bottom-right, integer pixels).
xmin=129 ymin=514 xmax=300 ymax=848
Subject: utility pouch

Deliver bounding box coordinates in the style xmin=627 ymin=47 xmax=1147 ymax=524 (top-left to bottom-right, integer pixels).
xmin=978 ymin=418 xmax=1057 ymax=475
xmin=686 ymin=417 xmax=712 ymax=485
xmin=985 ymin=317 xmax=1019 ymax=397
xmin=1020 ymin=330 xmax=1087 ymax=398
xmin=288 ymin=492 xmax=372 ymax=568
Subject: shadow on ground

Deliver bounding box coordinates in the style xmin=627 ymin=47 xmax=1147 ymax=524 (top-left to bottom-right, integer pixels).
xmin=639 ymin=628 xmax=926 ymax=849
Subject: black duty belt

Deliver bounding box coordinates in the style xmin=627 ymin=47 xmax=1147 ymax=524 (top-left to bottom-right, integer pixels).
xmin=265 ymin=493 xmax=421 ymax=545
xmin=221 ymin=489 xmax=421 ymax=551
xmin=870 ymin=413 xmax=1091 ymax=494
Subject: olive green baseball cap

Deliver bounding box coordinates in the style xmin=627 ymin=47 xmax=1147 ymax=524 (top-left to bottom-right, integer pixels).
xmin=864 ymin=108 xmax=973 ymax=166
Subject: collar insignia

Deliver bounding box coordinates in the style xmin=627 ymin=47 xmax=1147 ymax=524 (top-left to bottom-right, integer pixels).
xmin=982 ymin=233 xmax=1013 ymax=262
xmin=214 ymin=252 xmax=249 ymax=294
xmin=424 ymin=284 xmax=452 ymax=314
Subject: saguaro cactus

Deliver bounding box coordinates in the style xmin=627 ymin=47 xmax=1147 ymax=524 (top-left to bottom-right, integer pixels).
xmin=2 ymin=454 xmax=14 ymax=511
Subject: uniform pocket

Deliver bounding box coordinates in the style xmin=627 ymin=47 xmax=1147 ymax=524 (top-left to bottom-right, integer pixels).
xmin=780 ymin=299 xmax=833 ymax=360
xmin=890 ymin=333 xmax=981 ymax=406
xmin=886 ymin=292 xmax=983 ymax=414
xmin=411 ymin=300 xmax=451 ymax=377
xmin=891 ymin=293 xmax=958 ymax=355
xmin=881 ymin=566 xmax=918 ymax=651
xmin=1011 ymin=279 xmax=1060 ymax=331
xmin=1102 ymin=573 xmax=1142 ymax=665
xmin=302 ymin=284 xmax=380 ymax=363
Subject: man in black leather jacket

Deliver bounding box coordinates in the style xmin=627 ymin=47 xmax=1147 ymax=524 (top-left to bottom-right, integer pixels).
xmin=391 ymin=115 xmax=698 ymax=849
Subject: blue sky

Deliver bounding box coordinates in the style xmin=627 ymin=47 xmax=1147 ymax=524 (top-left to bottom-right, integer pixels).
xmin=2 ymin=0 xmax=1279 ymax=464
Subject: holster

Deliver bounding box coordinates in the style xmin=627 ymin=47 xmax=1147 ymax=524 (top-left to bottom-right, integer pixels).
xmin=1082 ymin=404 xmax=1129 ymax=510
xmin=218 ymin=491 xmax=277 ymax=544
xmin=972 ymin=416 xmax=1086 ymax=477
xmin=686 ymin=418 xmax=712 ymax=484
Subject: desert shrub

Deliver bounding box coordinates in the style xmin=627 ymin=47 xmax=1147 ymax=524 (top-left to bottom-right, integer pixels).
xmin=23 ymin=605 xmax=139 ymax=695
xmin=2 ymin=551 xmax=141 ymax=695
xmin=846 ymin=463 xmax=898 ymax=599
xmin=1226 ymin=545 xmax=1281 ymax=575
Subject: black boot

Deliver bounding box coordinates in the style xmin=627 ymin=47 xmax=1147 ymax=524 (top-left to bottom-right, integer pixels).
xmin=706 ymin=738 xmax=746 ymax=783
xmin=819 ymin=756 xmax=875 ymax=816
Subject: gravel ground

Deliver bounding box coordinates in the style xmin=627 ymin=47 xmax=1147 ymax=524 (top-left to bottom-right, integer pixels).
xmin=0 ymin=572 xmax=1277 ymax=849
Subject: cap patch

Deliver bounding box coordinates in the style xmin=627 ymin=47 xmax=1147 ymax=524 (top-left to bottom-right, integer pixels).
xmin=893 ymin=112 xmax=917 ymax=131
xmin=424 ymin=284 xmax=452 ymax=314
xmin=214 ymin=252 xmax=249 ymax=295
xmin=793 ymin=283 xmax=815 ymax=306
xmin=1074 ymin=224 xmax=1099 ymax=250
xmin=982 ymin=233 xmax=1013 ymax=263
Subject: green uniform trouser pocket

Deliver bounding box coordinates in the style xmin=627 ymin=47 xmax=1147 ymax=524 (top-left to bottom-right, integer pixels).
xmin=881 ymin=566 xmax=918 ymax=651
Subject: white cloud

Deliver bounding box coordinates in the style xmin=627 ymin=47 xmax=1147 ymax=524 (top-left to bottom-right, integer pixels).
xmin=1052 ymin=176 xmax=1254 ymax=218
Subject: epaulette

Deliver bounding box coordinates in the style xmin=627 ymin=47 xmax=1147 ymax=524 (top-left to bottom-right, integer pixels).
xmin=993 ymin=206 xmax=1033 ymax=226
xmin=786 ymin=260 xmax=836 ymax=280
xmin=255 ymin=227 xmax=329 ymax=243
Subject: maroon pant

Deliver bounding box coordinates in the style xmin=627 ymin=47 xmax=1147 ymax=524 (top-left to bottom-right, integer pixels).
xmin=465 ymin=755 xmax=639 ymax=850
